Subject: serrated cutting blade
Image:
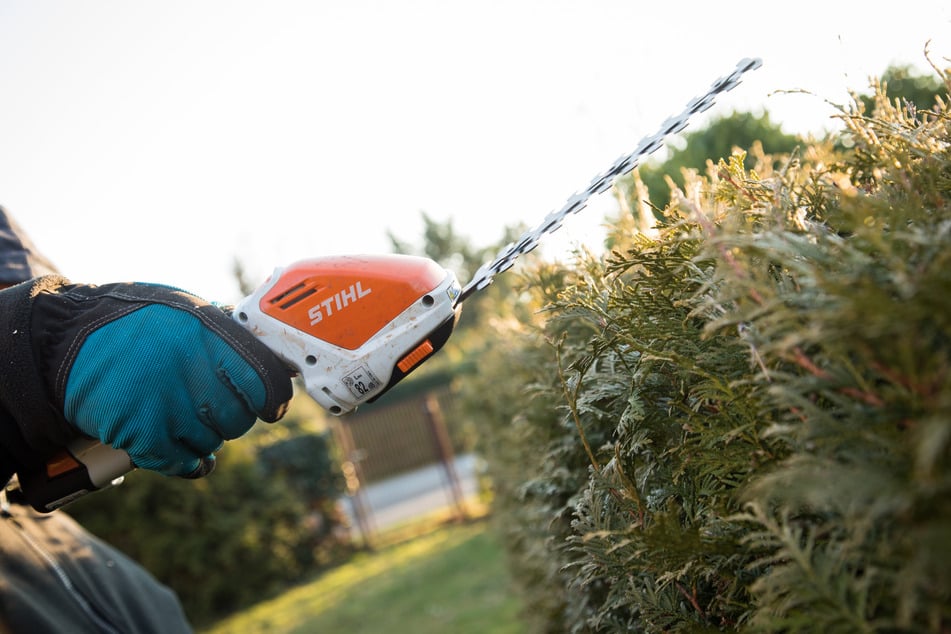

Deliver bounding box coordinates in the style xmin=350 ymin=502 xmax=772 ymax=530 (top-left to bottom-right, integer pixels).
xmin=454 ymin=57 xmax=763 ymax=305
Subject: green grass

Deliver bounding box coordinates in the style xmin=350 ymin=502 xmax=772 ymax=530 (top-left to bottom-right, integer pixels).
xmin=201 ymin=516 xmax=526 ymax=634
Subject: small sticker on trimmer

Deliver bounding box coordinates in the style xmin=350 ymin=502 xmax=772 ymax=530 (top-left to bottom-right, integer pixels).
xmin=447 ymin=283 xmax=461 ymax=303
xmin=342 ymin=366 xmax=381 ymax=398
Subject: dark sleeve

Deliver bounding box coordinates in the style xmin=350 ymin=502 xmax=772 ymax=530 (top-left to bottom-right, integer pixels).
xmin=0 ymin=207 xmax=64 ymax=482
xmin=0 ymin=278 xmax=75 ymax=481
xmin=0 ymin=409 xmax=23 ymax=484
xmin=0 ymin=501 xmax=194 ymax=633
xmin=0 ymin=207 xmax=59 ymax=285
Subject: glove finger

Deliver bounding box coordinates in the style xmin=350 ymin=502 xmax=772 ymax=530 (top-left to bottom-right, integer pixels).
xmin=206 ymin=361 xmax=275 ymax=437
xmin=116 ymin=410 xmax=219 ymax=476
xmin=214 ymin=324 xmax=293 ymax=423
xmin=129 ymin=448 xmax=203 ymax=477
xmin=142 ymin=457 xmax=205 ymax=478
xmin=180 ymin=455 xmax=216 ymax=479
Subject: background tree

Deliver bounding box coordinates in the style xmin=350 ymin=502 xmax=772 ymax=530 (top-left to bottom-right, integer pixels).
xmin=854 ymin=62 xmax=947 ymax=115
xmin=636 ymin=111 xmax=800 ymax=210
xmin=387 ymin=211 xmax=495 ymax=289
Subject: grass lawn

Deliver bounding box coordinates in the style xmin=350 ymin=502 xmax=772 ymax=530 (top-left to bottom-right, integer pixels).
xmin=202 ymin=514 xmax=526 ymax=634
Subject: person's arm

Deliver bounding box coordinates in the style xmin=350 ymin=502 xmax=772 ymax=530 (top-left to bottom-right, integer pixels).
xmin=0 ymin=279 xmax=51 ymax=483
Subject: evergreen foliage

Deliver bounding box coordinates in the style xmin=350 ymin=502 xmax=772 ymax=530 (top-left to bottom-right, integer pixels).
xmin=463 ymin=61 xmax=951 ymax=632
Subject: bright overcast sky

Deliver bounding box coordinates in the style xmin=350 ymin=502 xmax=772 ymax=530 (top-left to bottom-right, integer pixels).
xmin=1 ymin=1 xmax=949 ymax=301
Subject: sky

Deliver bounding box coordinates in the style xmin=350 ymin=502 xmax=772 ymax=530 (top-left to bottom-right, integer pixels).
xmin=1 ymin=1 xmax=949 ymax=302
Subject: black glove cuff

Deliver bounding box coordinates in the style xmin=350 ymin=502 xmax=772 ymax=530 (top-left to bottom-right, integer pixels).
xmin=0 ymin=276 xmax=76 ymax=457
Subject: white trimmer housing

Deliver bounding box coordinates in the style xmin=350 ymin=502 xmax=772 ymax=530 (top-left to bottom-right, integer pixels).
xmin=233 ymin=254 xmax=460 ymax=415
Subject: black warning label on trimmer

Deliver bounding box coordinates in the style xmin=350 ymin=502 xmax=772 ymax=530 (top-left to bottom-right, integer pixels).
xmin=342 ymin=365 xmax=381 ymax=398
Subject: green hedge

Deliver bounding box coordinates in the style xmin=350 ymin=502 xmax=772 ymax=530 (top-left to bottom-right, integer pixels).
xmin=464 ymin=71 xmax=951 ymax=632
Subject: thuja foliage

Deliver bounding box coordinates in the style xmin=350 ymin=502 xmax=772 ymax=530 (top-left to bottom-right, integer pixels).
xmin=463 ymin=63 xmax=951 ymax=632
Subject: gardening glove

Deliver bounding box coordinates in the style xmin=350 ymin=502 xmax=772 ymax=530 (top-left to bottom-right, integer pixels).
xmin=0 ymin=276 xmax=293 ymax=477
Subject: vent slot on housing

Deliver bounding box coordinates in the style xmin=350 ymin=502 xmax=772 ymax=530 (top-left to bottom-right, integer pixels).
xmin=269 ymin=282 xmax=319 ymax=310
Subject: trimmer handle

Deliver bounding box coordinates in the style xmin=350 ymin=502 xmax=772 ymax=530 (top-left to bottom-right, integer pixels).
xmin=16 ymin=437 xmax=132 ymax=512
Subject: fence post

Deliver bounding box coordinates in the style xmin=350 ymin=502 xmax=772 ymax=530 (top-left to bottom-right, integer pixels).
xmin=332 ymin=418 xmax=376 ymax=547
xmin=423 ymin=393 xmax=468 ymax=521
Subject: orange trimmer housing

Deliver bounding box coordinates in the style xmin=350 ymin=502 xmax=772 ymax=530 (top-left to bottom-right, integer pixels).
xmin=233 ymin=254 xmax=460 ymax=414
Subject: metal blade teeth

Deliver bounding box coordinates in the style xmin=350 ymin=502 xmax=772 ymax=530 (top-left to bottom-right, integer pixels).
xmin=455 ymin=57 xmax=762 ymax=305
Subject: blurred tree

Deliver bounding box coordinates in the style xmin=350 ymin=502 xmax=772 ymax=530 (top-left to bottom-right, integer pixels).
xmin=636 ymin=111 xmax=800 ymax=210
xmin=387 ymin=211 xmax=494 ymax=288
xmin=854 ymin=63 xmax=946 ymax=115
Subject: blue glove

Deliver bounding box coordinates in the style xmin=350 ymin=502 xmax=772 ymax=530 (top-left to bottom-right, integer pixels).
xmin=0 ymin=277 xmax=293 ymax=477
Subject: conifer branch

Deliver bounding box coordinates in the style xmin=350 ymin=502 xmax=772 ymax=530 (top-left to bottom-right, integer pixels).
xmin=612 ymin=444 xmax=645 ymax=526
xmin=789 ymin=346 xmax=885 ymax=407
xmin=554 ymin=339 xmax=601 ymax=474
xmin=674 ymin=580 xmax=706 ymax=619
xmin=675 ymin=190 xmax=766 ymax=306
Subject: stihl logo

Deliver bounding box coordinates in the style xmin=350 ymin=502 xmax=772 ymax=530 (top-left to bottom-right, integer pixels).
xmin=308 ymin=282 xmax=371 ymax=325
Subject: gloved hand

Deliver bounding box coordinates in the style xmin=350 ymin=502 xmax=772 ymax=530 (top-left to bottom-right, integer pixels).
xmin=0 ymin=276 xmax=293 ymax=477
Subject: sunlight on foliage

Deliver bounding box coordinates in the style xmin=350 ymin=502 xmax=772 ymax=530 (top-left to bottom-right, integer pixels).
xmin=462 ymin=56 xmax=951 ymax=632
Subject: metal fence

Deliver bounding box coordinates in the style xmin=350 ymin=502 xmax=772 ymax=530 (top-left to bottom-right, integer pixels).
xmin=331 ymin=385 xmax=469 ymax=543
